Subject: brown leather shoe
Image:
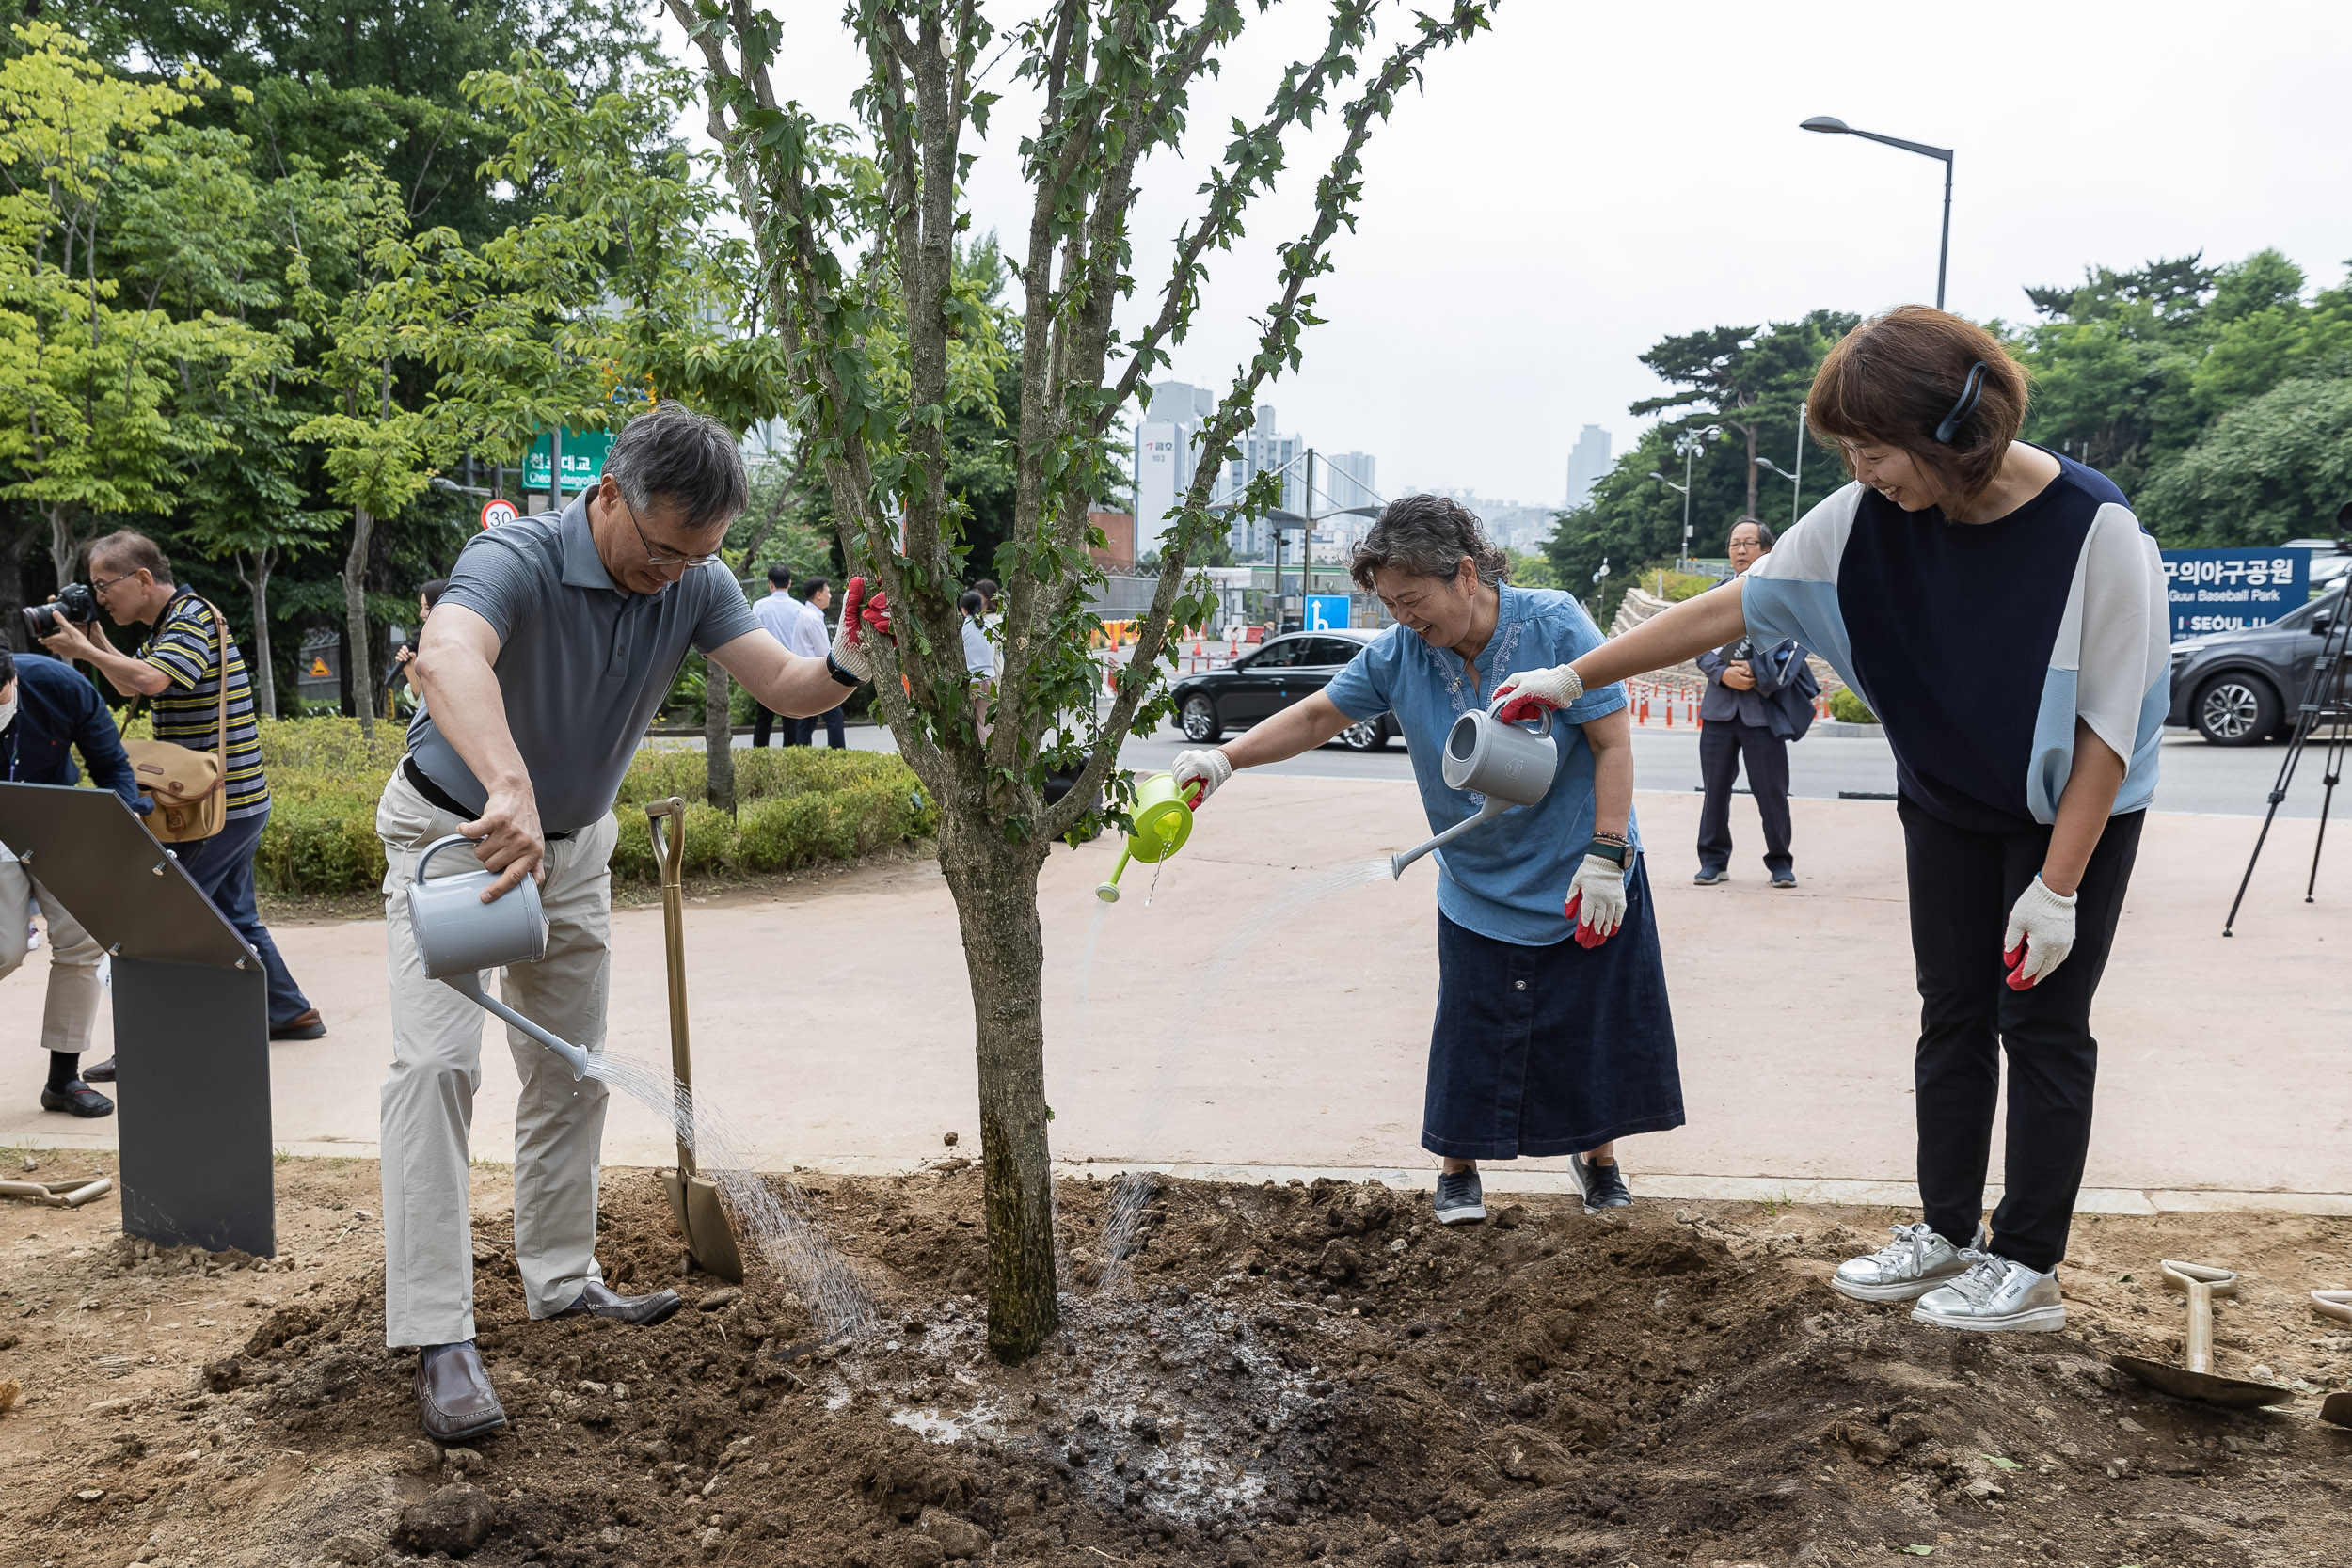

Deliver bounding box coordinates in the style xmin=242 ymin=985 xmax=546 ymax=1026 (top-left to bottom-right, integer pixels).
xmin=552 ymin=1279 xmax=683 ymax=1326
xmin=416 ymin=1342 xmax=506 ymax=1443
xmin=270 ymin=1008 xmax=326 ymax=1041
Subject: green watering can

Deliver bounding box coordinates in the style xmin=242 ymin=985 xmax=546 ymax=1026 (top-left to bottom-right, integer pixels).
xmin=1096 ymin=772 xmax=1195 ymax=903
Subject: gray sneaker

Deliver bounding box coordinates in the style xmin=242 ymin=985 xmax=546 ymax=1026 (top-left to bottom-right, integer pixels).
xmin=1568 ymin=1153 xmax=1630 ymax=1215
xmin=1831 ymin=1221 xmax=1981 ymax=1303
xmin=1434 ymin=1167 xmax=1486 ymax=1225
xmin=1912 ymin=1252 xmax=2065 ymax=1333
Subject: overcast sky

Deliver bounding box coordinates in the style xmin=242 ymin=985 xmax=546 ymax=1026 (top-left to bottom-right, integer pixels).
xmin=660 ymin=0 xmax=2352 ymax=508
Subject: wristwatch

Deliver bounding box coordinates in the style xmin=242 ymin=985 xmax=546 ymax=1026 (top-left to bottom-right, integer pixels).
xmin=1577 ymin=835 xmax=1635 ymax=868
xmin=825 ymin=652 xmax=865 ymax=689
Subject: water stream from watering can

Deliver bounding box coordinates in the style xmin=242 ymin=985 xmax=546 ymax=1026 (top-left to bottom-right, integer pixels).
xmin=1091 ymin=855 xmax=1394 ymax=1293
xmin=580 ymin=1053 xmax=873 ymax=1344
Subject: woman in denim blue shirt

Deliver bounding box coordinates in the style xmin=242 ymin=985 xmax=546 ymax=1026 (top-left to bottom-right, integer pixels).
xmin=1173 ymin=497 xmax=1684 ymax=1226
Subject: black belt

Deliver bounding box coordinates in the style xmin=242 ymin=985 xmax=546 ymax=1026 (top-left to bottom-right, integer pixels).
xmin=404 ymin=755 xmax=575 ymax=841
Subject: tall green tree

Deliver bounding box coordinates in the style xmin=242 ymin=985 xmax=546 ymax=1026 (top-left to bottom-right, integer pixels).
xmin=674 ymin=0 xmax=1496 ymax=1360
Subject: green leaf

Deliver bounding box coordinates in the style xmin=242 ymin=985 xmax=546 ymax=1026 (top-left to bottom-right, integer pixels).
xmin=1899 ymin=1549 xmax=1934 ymax=1558
xmin=1981 ymin=1454 xmax=2022 ymax=1470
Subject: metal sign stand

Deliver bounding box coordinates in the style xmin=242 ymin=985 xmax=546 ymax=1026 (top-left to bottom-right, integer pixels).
xmin=2222 ymin=583 xmax=2352 ymax=937
xmin=0 ymin=784 xmax=274 ymax=1255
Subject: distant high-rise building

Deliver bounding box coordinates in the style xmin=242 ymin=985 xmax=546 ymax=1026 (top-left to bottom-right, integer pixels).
xmin=1133 ymin=381 xmax=1219 ymax=553
xmin=1565 ymin=424 xmax=1612 ymax=510
xmin=1214 ymin=406 xmax=1303 ymax=559
xmin=1322 ymin=451 xmax=1378 ymax=512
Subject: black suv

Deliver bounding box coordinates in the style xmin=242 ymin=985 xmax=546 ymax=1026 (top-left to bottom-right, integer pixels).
xmin=2168 ymin=581 xmax=2347 ymax=744
xmin=1169 ymin=627 xmax=1396 ymax=750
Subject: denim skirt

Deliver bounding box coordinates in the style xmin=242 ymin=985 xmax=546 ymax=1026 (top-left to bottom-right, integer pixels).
xmin=1422 ymin=861 xmax=1685 ymax=1160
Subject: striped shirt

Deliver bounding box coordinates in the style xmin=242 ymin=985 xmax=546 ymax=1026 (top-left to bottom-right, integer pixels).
xmin=137 ymin=590 xmax=270 ymax=819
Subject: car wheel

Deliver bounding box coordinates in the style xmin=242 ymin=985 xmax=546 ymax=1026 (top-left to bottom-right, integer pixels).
xmin=2194 ymin=673 xmax=2280 ymax=746
xmin=1339 ymin=716 xmax=1390 ymax=752
xmin=1180 ymin=694 xmax=1222 ymax=743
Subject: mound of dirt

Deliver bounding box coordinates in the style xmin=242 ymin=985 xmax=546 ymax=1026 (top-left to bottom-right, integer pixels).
xmin=8 ymin=1163 xmax=2352 ymax=1567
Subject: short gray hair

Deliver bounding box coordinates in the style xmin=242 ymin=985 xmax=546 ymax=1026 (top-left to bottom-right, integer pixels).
xmin=1350 ymin=494 xmax=1508 ymax=591
xmin=606 ymin=403 xmax=747 ymax=531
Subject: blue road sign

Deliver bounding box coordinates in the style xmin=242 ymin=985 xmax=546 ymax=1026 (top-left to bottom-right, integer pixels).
xmin=1305 ymin=594 xmax=1350 ymax=631
xmin=2161 ymin=547 xmax=2310 ymax=641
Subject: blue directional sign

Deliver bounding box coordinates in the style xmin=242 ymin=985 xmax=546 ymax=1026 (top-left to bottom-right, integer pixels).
xmin=1304 ymin=594 xmax=1351 ymax=631
xmin=2161 ymin=547 xmax=2310 ymax=641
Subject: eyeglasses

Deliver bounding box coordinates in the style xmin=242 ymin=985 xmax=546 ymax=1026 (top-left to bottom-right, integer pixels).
xmin=89 ymin=569 xmax=142 ymax=600
xmin=619 ymin=492 xmax=719 ymax=571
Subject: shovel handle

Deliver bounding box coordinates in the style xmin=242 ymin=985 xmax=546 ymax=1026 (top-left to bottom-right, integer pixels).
xmin=647 ymin=796 xmax=695 ymax=1178
xmin=2162 ymin=1260 xmax=2238 ymax=1377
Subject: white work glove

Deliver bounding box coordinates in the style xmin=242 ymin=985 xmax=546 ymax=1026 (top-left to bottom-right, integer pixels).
xmin=1565 ymin=854 xmax=1627 ymax=948
xmin=2002 ymin=876 xmax=2076 ymax=990
xmin=1170 ymin=748 xmax=1232 ymax=809
xmin=1490 ymin=664 xmax=1584 ymax=724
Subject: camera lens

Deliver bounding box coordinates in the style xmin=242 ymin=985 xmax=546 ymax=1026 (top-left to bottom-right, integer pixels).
xmin=18 ymin=603 xmax=55 ymax=641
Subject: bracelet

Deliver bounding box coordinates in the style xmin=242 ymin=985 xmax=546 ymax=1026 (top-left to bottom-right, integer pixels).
xmin=1591 ymin=831 xmax=1629 ymax=847
xmin=825 ymin=652 xmax=865 ymax=689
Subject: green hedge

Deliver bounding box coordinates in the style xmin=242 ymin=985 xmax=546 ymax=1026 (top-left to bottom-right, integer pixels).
xmin=145 ymin=717 xmax=934 ymax=897
xmin=1827 ymin=686 xmax=1878 ymax=724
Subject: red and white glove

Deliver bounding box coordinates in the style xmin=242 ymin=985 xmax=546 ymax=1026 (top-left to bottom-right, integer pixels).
xmin=2003 ymin=876 xmax=2076 ymax=990
xmin=1490 ymin=664 xmax=1584 ymax=725
xmin=1563 ymin=854 xmax=1627 ymax=949
xmin=827 ymin=576 xmax=895 ymax=683
xmin=1170 ymin=749 xmax=1232 ymax=809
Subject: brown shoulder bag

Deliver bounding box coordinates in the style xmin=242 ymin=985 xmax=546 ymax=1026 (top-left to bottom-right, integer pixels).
xmin=120 ymin=597 xmax=231 ymax=843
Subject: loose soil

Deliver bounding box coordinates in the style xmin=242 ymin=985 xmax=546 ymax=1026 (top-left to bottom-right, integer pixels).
xmin=5 ymin=1151 xmax=2350 ymax=1568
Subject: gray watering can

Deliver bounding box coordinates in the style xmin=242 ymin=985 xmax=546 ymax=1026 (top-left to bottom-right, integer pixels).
xmin=405 ymin=834 xmax=590 ymax=1080
xmin=1390 ymin=705 xmax=1558 ymax=879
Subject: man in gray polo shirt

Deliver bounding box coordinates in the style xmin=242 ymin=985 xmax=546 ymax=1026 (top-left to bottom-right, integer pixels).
xmin=381 ymin=404 xmax=887 ymax=1442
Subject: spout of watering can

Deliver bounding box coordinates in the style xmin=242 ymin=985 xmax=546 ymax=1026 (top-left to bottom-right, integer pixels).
xmin=1095 ymin=841 xmax=1134 ymax=904
xmin=439 ymin=971 xmax=591 ymax=1080
xmin=1390 ymin=797 xmax=1515 ymax=880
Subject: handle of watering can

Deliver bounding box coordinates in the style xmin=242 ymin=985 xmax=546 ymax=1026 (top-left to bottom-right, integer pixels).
xmin=1481 ymin=696 xmax=1555 ymax=738
xmin=414 ymin=832 xmax=486 ymax=882
xmin=647 ymin=796 xmax=687 ymax=890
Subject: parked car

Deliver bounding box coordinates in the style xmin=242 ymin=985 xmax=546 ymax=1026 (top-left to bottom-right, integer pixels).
xmin=2168 ymin=580 xmax=2348 ymax=744
xmin=1169 ymin=627 xmax=1397 ymax=750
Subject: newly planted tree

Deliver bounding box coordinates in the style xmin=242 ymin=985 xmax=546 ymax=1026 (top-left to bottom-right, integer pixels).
xmin=670 ymin=0 xmax=1494 ymax=1358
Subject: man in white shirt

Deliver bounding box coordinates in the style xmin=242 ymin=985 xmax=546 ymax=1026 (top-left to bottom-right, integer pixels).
xmin=751 ymin=565 xmax=803 ymax=747
xmin=790 ymin=578 xmax=846 ymax=748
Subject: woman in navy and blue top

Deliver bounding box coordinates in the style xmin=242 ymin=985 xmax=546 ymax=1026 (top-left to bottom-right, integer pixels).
xmin=1510 ymin=308 xmax=2167 ymax=1335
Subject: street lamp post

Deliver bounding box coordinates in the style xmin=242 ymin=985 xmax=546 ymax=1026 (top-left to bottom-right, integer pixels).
xmin=1801 ymin=117 xmax=1953 ymax=310
xmin=1756 ymin=404 xmax=1805 ymax=521
xmin=1650 ymin=424 xmax=1719 ymax=570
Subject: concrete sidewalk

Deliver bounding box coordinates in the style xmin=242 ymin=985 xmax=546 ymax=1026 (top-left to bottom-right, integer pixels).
xmin=6 ymin=779 xmax=2349 ymax=1209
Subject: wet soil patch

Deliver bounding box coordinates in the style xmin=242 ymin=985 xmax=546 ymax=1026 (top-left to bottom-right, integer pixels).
xmin=6 ymin=1160 xmax=2351 ymax=1566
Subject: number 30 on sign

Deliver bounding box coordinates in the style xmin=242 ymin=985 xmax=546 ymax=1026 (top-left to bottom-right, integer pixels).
xmin=480 ymin=499 xmax=520 ymax=531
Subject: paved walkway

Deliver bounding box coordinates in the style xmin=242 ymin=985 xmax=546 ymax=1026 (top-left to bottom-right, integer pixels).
xmin=7 ymin=779 xmax=2349 ymax=1210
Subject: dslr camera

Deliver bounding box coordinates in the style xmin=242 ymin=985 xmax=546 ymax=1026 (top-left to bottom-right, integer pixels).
xmin=21 ymin=581 xmax=98 ymax=641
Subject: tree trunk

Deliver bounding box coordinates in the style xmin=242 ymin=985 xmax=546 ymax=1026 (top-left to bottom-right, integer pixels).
xmin=936 ymin=814 xmax=1057 ymax=1361
xmin=0 ymin=509 xmax=35 ymax=652
xmin=704 ymin=661 xmax=735 ymax=810
xmin=243 ymin=551 xmax=278 ymax=719
xmin=43 ymin=502 xmax=83 ymax=591
xmin=344 ymin=503 xmax=377 ymax=736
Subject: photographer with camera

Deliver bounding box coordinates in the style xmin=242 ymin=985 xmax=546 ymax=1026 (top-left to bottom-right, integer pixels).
xmin=0 ymin=645 xmax=143 ymax=1117
xmin=1692 ymin=518 xmax=1816 ymax=888
xmin=34 ymin=531 xmax=325 ymax=1049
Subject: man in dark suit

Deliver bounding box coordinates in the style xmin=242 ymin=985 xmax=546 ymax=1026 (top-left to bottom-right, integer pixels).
xmin=0 ymin=648 xmax=142 ymax=1115
xmin=1693 ymin=518 xmax=1808 ymax=888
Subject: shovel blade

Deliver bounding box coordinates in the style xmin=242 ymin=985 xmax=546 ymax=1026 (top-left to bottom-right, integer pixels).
xmin=2323 ymin=1391 xmax=2352 ymax=1429
xmin=663 ymin=1167 xmax=743 ymax=1284
xmin=2112 ymin=1354 xmax=2296 ymax=1410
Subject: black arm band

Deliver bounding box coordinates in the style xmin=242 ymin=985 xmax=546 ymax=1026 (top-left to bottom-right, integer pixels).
xmin=826 ymin=652 xmax=865 ymax=689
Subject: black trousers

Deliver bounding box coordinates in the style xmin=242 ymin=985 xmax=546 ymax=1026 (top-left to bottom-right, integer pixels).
xmin=797 ymin=705 xmax=847 ymax=749
xmin=751 ymin=703 xmax=803 ymax=747
xmin=1697 ymin=719 xmax=1792 ymax=875
xmin=1899 ymin=797 xmax=2143 ymax=1274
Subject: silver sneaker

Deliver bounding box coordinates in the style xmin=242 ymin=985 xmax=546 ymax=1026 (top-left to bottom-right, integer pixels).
xmin=1911 ymin=1251 xmax=2065 ymax=1333
xmin=1831 ymin=1222 xmax=1981 ymax=1303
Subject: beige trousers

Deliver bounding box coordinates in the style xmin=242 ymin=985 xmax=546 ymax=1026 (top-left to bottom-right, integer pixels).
xmin=0 ymin=854 xmax=105 ymax=1056
xmin=375 ymin=768 xmax=619 ymax=1347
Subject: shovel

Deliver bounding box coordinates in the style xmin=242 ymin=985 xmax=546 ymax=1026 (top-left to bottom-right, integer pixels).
xmin=2111 ymin=1260 xmax=2296 ymax=1410
xmin=648 ymin=798 xmax=744 ymax=1284
xmin=2312 ymin=1290 xmax=2352 ymax=1427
